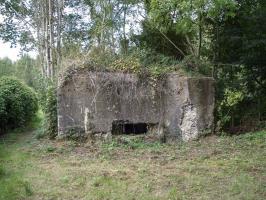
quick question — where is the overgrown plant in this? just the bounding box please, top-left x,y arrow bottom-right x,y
216,88 -> 245,130
44,86 -> 58,139
84,48 -> 212,79
110,56 -> 141,73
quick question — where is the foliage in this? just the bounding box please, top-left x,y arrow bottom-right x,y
211,0 -> 266,132
86,46 -> 117,69
0,56 -> 41,91
129,48 -> 179,67
132,20 -> 189,59
0,76 -> 38,133
110,55 -> 141,73
0,58 -> 14,78
132,0 -> 237,67
85,48 -> 211,77
43,86 -> 58,139
222,89 -> 245,108
61,42 -> 84,61
84,48 -> 181,75
0,0 -> 32,50
180,55 -> 212,76
14,55 -> 40,88
217,88 -> 245,129
214,63 -> 266,132
214,0 -> 266,85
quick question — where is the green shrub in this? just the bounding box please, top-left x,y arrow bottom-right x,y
44,86 -> 58,139
0,76 -> 38,133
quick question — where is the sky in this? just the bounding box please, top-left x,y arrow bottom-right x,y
0,40 -> 21,61
0,15 -> 36,61
0,15 -> 21,61
0,40 -> 37,61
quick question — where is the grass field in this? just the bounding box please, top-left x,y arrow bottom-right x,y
0,127 -> 265,200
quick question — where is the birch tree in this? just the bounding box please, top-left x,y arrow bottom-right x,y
0,0 -> 64,79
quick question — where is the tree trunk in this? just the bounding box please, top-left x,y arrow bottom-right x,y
44,0 -> 50,77
123,4 -> 128,54
33,0 -> 62,79
198,11 -> 202,59
48,0 -> 54,78
56,0 -> 63,70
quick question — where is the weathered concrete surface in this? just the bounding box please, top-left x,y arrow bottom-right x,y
57,68 -> 215,141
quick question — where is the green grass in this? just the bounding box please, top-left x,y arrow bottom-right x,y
0,129 -> 265,200
0,145 -> 33,200
0,111 -> 43,200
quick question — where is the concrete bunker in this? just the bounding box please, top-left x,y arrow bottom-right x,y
57,67 -> 215,141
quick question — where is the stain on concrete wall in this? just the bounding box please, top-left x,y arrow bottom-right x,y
57,68 -> 215,141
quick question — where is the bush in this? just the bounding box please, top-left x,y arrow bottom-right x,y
0,76 -> 38,133
44,86 -> 58,139
214,64 -> 266,133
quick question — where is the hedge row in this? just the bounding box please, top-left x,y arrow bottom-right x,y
0,76 -> 38,133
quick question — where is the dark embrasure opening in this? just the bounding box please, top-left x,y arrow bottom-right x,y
112,120 -> 148,135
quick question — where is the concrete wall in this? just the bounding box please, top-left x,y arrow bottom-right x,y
57,68 -> 215,141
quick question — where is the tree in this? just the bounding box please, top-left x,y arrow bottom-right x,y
33,0 -> 63,78
143,0 -> 236,58
15,55 -> 40,88
210,0 -> 266,130
0,58 -> 14,77
0,0 -> 64,79
215,0 -> 266,89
